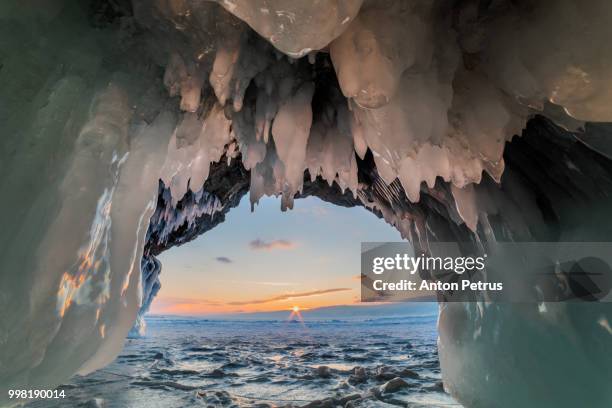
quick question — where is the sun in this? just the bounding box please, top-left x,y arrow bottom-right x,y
288,305 -> 305,326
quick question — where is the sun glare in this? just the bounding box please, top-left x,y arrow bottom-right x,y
288,305 -> 305,326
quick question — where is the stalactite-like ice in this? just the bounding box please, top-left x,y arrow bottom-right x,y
161,104 -> 232,205
115,0 -> 612,226
137,0 -> 612,226
270,82 -> 315,209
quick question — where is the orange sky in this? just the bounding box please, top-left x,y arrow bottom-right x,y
149,196 -> 400,316
149,278 -> 362,315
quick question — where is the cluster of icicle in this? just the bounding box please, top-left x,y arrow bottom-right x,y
135,0 -> 612,231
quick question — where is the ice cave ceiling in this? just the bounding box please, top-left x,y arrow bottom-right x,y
1,0 -> 612,407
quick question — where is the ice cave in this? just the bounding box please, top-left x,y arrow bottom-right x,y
1,0 -> 612,407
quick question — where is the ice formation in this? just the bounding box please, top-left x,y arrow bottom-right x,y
1,0 -> 612,407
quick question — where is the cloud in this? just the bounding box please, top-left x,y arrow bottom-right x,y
249,238 -> 296,251
227,288 -> 351,306
215,256 -> 232,264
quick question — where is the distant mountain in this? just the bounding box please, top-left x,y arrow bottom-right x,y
180,302 -> 438,321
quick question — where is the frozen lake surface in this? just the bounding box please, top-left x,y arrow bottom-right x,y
27,308 -> 461,407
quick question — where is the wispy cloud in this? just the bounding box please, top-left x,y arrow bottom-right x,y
227,288 -> 351,306
249,238 -> 296,251
215,256 -> 232,264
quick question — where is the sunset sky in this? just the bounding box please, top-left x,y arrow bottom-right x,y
151,195 -> 401,315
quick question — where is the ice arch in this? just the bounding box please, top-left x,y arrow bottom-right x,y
1,1 -> 612,407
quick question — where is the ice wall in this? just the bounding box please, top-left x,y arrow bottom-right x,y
1,0 -> 612,406
0,0 -> 180,394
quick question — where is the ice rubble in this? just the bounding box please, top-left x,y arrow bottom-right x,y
2,0 -> 612,406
